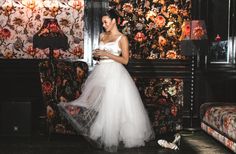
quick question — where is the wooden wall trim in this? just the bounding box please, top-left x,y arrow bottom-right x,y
126,59 -> 192,78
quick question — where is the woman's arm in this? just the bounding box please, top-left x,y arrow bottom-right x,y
94,35 -> 129,65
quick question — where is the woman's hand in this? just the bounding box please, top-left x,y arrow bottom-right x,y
92,49 -> 99,60
93,49 -> 109,57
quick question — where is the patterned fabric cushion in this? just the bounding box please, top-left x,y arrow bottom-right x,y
201,103 -> 236,141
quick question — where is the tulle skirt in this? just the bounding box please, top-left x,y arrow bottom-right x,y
58,60 -> 155,152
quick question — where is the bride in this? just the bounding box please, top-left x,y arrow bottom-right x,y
58,9 -> 155,152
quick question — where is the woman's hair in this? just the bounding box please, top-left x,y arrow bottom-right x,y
102,9 -> 120,24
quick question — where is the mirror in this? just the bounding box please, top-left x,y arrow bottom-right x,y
207,0 -> 235,63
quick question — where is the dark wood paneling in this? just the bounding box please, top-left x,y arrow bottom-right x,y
0,60 -> 42,100
126,59 -> 191,77
0,59 -> 45,135
203,64 -> 236,103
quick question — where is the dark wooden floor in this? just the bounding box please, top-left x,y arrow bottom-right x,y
0,131 -> 233,154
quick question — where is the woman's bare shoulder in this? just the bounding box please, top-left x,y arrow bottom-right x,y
120,34 -> 128,42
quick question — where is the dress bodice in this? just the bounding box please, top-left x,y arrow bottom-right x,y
98,35 -> 122,57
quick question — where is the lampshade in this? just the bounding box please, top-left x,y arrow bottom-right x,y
33,18 -> 69,51
180,20 -> 208,56
181,20 -> 208,40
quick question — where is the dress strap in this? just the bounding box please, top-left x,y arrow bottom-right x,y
115,35 -> 122,43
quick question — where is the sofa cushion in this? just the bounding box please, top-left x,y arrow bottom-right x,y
201,103 -> 236,141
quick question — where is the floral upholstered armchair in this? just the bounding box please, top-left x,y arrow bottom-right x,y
39,59 -> 88,135
133,78 -> 184,135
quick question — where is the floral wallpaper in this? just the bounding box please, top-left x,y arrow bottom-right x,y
0,0 -> 84,59
133,77 -> 184,134
109,0 -> 191,60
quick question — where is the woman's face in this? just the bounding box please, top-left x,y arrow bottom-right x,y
102,16 -> 115,32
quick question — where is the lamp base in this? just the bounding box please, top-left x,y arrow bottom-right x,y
49,48 -> 57,102
184,127 -> 201,132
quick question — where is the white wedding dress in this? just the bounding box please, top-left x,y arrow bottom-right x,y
58,35 -> 155,152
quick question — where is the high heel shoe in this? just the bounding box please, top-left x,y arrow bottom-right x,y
157,139 -> 179,150
172,133 -> 181,146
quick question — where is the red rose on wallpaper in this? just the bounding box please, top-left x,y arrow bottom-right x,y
134,32 -> 147,43
154,15 -> 166,28
0,28 -> 11,39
